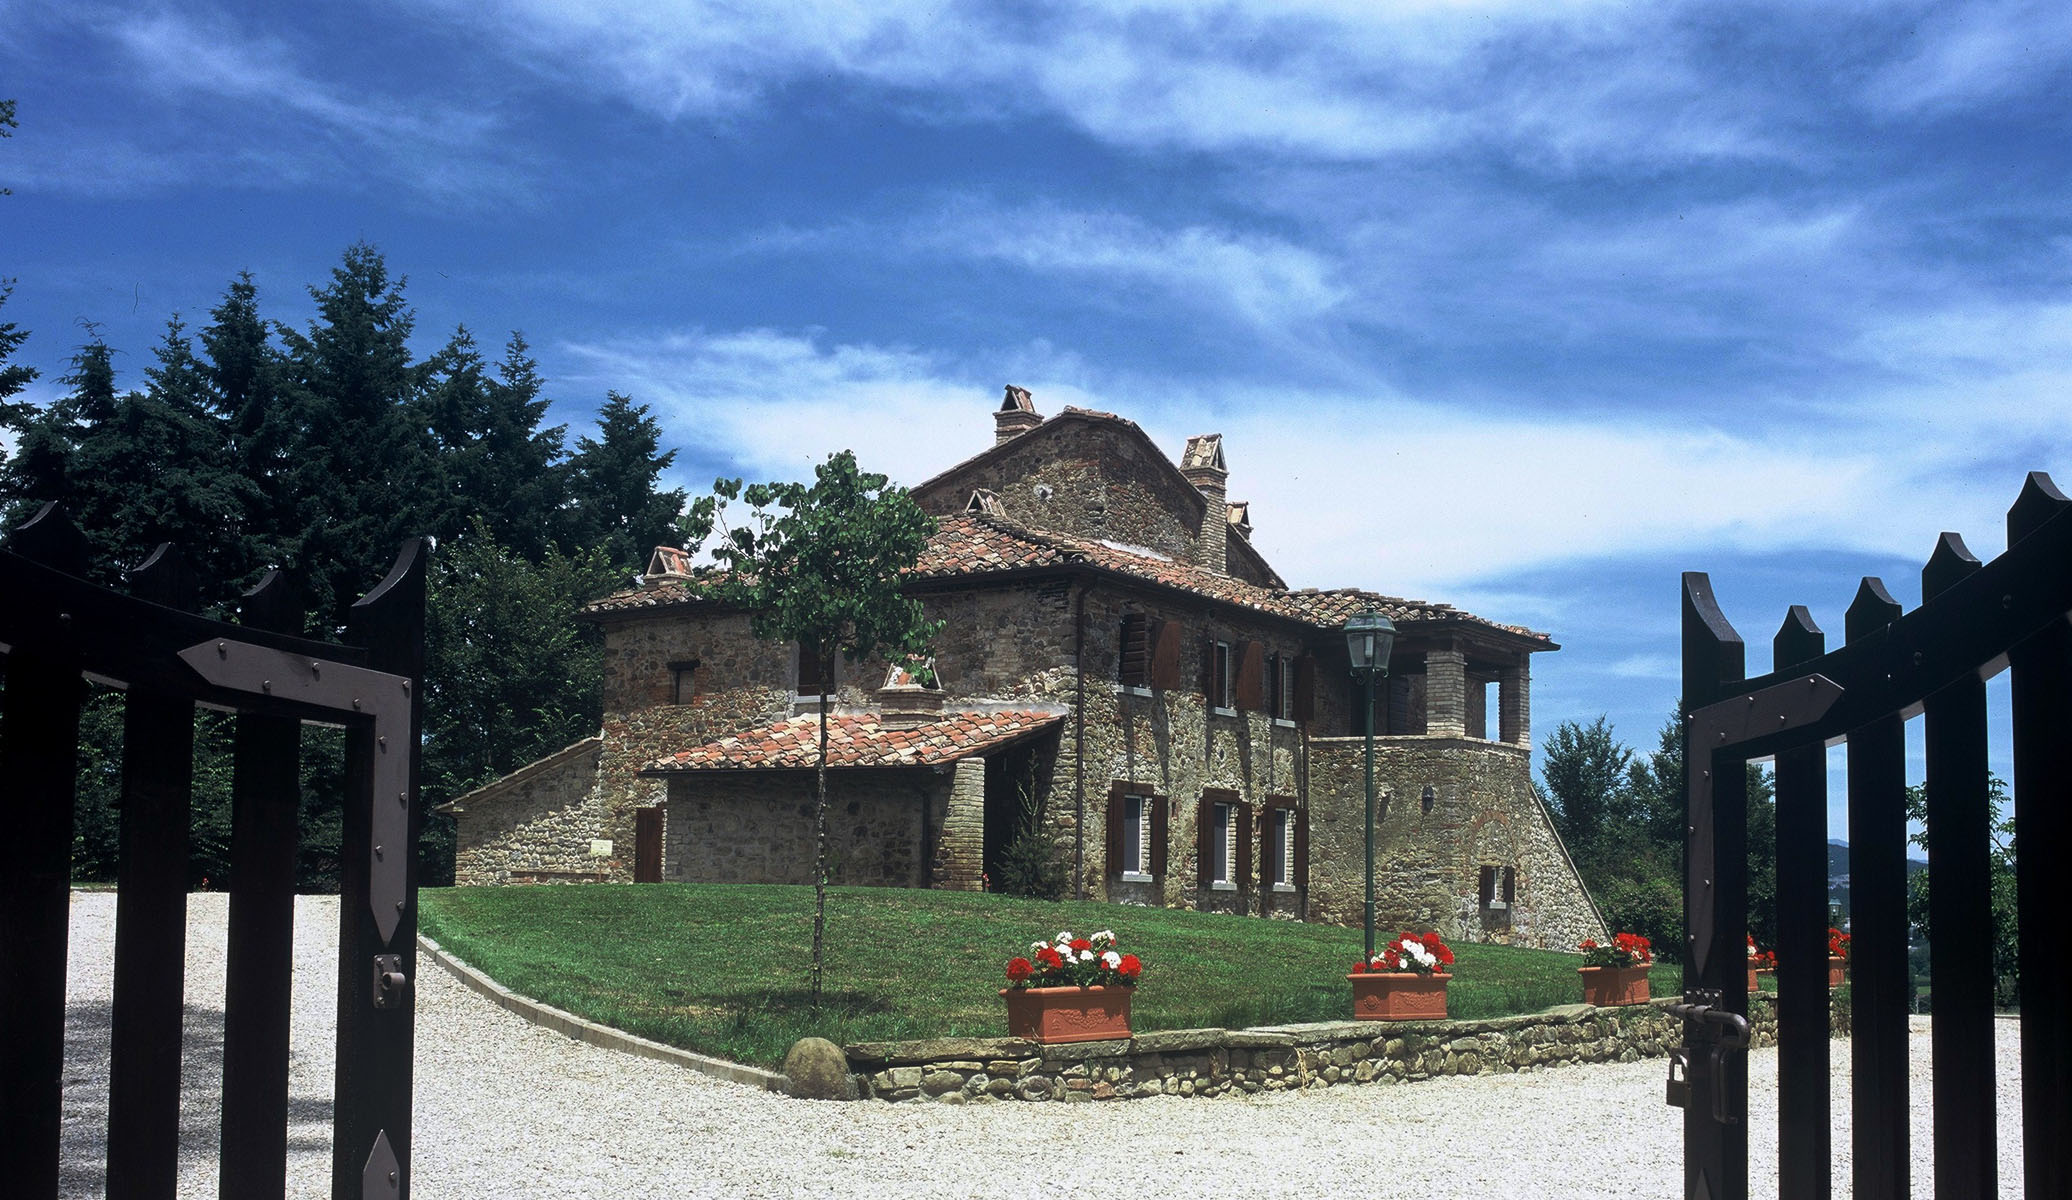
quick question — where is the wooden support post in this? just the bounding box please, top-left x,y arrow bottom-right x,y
1681,572 -> 1749,1200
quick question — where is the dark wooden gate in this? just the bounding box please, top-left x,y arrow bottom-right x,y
0,504 -> 426,1199
1675,473 -> 2070,1198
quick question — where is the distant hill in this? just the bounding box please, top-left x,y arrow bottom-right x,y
1826,838 -> 1928,921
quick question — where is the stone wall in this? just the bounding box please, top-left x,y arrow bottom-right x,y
450,740 -> 610,885
665,770 -> 952,887
1305,736 -> 1604,949
844,991 -> 1844,1104
1073,587 -> 1312,911
912,416 -> 1206,564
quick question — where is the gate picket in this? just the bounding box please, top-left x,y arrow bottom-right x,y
1843,578 -> 1909,1199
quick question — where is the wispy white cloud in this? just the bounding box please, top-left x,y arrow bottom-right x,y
555,326 -> 1103,485
409,0 -> 1811,167
912,203 -> 1348,334
12,4 -> 521,203
553,316 -> 2066,608
1861,0 -> 2072,114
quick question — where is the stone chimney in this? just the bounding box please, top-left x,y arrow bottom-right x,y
1181,433 -> 1228,573
996,385 -> 1041,445
877,661 -> 946,729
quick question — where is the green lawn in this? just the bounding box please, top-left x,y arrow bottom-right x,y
419,883 -> 1681,1070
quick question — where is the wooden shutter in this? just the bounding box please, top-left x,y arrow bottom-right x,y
1151,798 -> 1169,886
1149,619 -> 1182,689
1293,653 -> 1316,723
1118,614 -> 1150,686
1503,866 -> 1517,906
1479,865 -> 1496,907
1235,641 -> 1265,710
1199,634 -> 1217,699
1294,808 -> 1310,894
1196,797 -> 1214,890
1105,786 -> 1126,878
1235,802 -> 1254,894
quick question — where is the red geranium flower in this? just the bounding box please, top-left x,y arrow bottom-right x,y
1036,946 -> 1063,970
1118,954 -> 1142,979
1070,937 -> 1092,953
1005,957 -> 1033,983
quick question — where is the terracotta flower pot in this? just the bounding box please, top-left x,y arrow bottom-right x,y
1348,972 -> 1451,1021
1000,985 -> 1133,1044
1579,963 -> 1652,1007
1828,956 -> 1847,988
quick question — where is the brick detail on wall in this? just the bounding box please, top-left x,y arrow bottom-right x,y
942,758 -> 986,890
1422,649 -> 1467,738
1498,662 -> 1530,746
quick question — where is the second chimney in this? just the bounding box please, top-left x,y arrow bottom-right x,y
1181,433 -> 1228,573
996,385 -> 1041,445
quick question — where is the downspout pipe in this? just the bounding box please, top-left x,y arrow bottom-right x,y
1074,579 -> 1088,900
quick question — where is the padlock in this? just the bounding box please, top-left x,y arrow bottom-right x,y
1665,1047 -> 1689,1108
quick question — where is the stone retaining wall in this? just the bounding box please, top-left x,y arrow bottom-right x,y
844,992 -> 1849,1103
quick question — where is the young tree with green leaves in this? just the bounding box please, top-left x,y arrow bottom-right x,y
1905,776 -> 2018,1006
682,450 -> 941,998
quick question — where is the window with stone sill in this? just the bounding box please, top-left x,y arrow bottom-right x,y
1209,802 -> 1235,887
1269,652 -> 1298,723
1210,640 -> 1234,713
1120,794 -> 1152,879
1266,807 -> 1296,890
796,641 -> 833,695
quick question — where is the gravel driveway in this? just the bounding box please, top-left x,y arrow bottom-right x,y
60,893 -> 2022,1198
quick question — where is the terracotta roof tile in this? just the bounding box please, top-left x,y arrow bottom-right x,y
584,513 -> 1547,642
646,710 -> 1064,772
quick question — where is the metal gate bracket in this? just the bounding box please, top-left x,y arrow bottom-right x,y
179,639 -> 413,943
362,1129 -> 400,1199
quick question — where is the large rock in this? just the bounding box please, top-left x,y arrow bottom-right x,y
782,1037 -> 857,1101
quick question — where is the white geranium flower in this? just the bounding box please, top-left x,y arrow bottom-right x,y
1079,949 -> 1095,963
1056,931 -> 1075,946
1031,941 -> 1047,955
1092,930 -> 1115,946
1101,950 -> 1121,969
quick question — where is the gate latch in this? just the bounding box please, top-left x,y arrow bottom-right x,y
1664,988 -> 1751,1124
372,954 -> 409,1009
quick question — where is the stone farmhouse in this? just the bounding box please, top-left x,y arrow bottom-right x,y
443,388 -> 1606,948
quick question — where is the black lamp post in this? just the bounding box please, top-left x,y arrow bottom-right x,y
1344,610 -> 1397,959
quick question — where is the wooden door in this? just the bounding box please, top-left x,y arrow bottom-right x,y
634,806 -> 663,883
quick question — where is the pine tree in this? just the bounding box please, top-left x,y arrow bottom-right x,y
566,391 -> 685,571
203,272 -> 295,574
276,242 -> 434,623
416,329 -> 568,556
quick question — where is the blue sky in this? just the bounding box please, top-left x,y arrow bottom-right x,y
6,0 -> 2068,833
